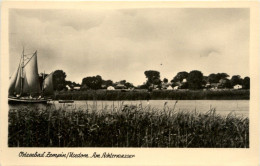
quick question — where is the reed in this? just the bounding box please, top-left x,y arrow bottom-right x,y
8,102 -> 249,148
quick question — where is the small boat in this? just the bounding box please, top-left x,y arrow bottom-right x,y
8,97 -> 48,104
8,49 -> 54,104
58,100 -> 74,103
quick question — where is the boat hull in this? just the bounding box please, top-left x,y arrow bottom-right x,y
58,100 -> 74,103
8,97 -> 48,104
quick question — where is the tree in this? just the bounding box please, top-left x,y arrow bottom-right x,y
180,82 -> 188,89
163,78 -> 168,83
139,84 -> 148,89
202,76 -> 208,86
106,80 -> 113,86
219,78 -> 232,89
72,82 -> 80,87
208,74 -> 218,83
65,80 -> 72,86
65,81 -> 80,88
242,77 -> 250,89
81,75 -> 102,90
119,80 -> 126,85
171,71 -> 189,83
125,82 -> 134,89
153,78 -> 162,89
187,70 -> 203,90
208,73 -> 229,83
144,70 -> 161,87
53,70 -> 67,91
217,73 -> 229,79
230,75 -> 242,87
39,73 -> 48,90
102,80 -> 113,88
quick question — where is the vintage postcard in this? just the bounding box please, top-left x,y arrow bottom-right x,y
0,1 -> 259,166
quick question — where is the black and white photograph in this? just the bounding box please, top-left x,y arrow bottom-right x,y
7,7 -> 251,148
1,1 -> 259,166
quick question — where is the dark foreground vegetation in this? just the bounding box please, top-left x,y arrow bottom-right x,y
53,89 -> 249,100
9,102 -> 249,148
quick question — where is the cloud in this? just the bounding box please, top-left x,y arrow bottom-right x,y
200,50 -> 220,57
9,8 -> 249,85
11,9 -> 105,31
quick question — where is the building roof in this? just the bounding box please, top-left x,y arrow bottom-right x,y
107,86 -> 115,90
116,83 -> 125,87
167,86 -> 173,90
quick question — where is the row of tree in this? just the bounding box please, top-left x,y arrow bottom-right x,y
44,69 -> 250,91
143,70 -> 250,90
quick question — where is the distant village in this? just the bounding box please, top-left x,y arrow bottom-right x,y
50,70 -> 250,92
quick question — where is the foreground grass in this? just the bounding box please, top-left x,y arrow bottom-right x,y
8,102 -> 249,148
54,89 -> 250,100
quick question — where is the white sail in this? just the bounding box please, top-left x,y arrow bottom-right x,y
22,71 -> 30,94
43,72 -> 54,95
9,63 -> 20,95
14,64 -> 22,94
23,52 -> 41,95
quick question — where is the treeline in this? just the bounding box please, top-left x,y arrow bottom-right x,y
42,69 -> 250,91
141,70 -> 249,90
54,89 -> 249,100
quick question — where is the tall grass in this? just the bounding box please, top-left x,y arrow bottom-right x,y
8,102 -> 249,148
54,89 -> 249,100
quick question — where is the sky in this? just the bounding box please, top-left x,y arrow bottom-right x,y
9,8 -> 249,86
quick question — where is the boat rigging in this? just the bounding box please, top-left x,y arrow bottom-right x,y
8,49 -> 54,104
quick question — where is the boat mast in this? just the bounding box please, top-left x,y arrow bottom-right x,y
20,47 -> 24,95
42,70 -> 45,92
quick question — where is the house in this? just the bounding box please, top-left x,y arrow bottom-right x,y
101,84 -> 107,89
174,81 -> 182,87
73,86 -> 81,91
233,84 -> 242,89
161,82 -> 168,89
149,84 -> 159,89
173,86 -> 179,90
115,83 -> 125,89
107,86 -> 115,90
211,83 -> 220,89
66,85 -> 71,90
205,83 -> 211,88
167,86 -> 173,90
162,83 -> 171,89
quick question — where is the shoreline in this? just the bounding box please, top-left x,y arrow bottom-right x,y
53,89 -> 250,100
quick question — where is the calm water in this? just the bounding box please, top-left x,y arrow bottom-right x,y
9,100 -> 249,117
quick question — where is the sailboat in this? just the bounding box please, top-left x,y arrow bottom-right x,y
8,49 -> 54,104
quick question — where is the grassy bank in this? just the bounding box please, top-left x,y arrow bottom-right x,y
53,89 -> 249,100
9,102 -> 249,147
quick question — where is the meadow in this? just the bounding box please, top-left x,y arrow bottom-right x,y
8,102 -> 249,148
54,89 -> 250,100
